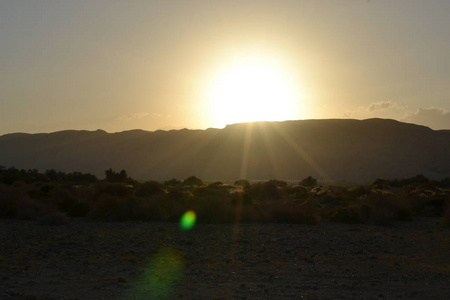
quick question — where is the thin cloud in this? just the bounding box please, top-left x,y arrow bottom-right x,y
368,101 -> 405,112
403,107 -> 450,130
118,112 -> 150,121
345,101 -> 407,119
345,102 -> 450,130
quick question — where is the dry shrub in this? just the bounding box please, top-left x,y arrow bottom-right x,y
247,181 -> 286,201
268,202 -> 291,223
259,201 -> 321,225
0,185 -> 51,220
190,195 -> 235,223
237,205 -> 261,222
93,182 -> 133,197
38,209 -> 69,226
0,192 -> 17,218
16,197 -> 44,220
290,209 -> 321,225
75,184 -> 97,200
89,192 -> 183,222
130,197 -> 163,221
89,194 -> 134,221
343,186 -> 372,198
287,185 -> 309,199
67,200 -> 90,217
43,185 -> 91,217
364,193 -> 416,222
370,206 -> 395,226
329,205 -> 369,224
310,186 -> 332,196
318,195 -> 353,211
168,187 -> 195,204
394,206 -> 416,221
135,181 -> 164,197
441,206 -> 450,227
133,195 -> 185,222
48,186 -> 78,212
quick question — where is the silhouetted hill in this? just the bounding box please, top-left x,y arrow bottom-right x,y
1,119 -> 449,182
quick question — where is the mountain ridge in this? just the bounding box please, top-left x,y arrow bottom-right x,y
1,118 -> 449,182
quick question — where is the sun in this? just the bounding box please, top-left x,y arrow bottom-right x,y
204,54 -> 304,127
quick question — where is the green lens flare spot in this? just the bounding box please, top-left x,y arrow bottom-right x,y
180,210 -> 196,231
127,248 -> 184,299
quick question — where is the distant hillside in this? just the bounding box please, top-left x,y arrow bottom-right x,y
1,119 -> 449,182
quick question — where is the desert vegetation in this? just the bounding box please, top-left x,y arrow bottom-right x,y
0,166 -> 449,227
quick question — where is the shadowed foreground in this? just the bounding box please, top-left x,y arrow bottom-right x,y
1,218 -> 449,300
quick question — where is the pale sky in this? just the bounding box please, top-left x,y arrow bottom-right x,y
1,0 -> 449,135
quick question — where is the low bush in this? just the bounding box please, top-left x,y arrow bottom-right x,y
135,181 -> 164,197
441,206 -> 450,227
16,197 -> 45,220
291,210 -> 321,225
183,176 -> 204,186
98,183 -> 134,197
38,209 -> 69,226
3,174 -> 450,226
275,205 -> 321,225
0,192 -> 17,218
89,194 -> 135,221
363,193 -> 417,222
370,206 -> 396,226
247,181 -> 286,201
67,200 -> 90,217
287,185 -> 309,199
329,205 -> 369,224
234,179 -> 250,189
189,190 -> 235,223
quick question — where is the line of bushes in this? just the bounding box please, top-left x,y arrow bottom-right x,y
0,168 -> 449,227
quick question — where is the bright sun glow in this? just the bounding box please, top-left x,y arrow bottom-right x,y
205,54 -> 304,127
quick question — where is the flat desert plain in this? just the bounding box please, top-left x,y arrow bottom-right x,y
1,218 -> 449,300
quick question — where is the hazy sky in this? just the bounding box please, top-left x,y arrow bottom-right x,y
1,0 -> 449,134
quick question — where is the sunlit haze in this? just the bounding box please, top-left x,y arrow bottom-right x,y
1,0 -> 449,134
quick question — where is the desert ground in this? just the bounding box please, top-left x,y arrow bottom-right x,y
1,218 -> 449,300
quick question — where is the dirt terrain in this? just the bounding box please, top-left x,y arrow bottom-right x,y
1,218 -> 449,300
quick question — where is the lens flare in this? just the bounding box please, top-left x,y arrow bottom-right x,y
126,248 -> 184,299
180,210 -> 196,231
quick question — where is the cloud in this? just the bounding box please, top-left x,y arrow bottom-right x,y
345,100 -> 407,119
368,101 -> 405,112
345,101 -> 450,130
118,112 -> 150,121
403,107 -> 450,130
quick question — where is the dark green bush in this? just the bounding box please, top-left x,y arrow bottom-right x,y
287,185 -> 309,199
300,176 -> 317,188
98,183 -> 134,197
248,180 -> 286,201
183,176 -> 204,186
135,181 -> 163,197
164,178 -> 181,186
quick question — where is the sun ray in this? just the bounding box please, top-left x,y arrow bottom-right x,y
239,122 -> 253,179
271,123 -> 331,182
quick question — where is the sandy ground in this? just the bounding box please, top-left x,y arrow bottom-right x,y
1,218 -> 449,300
